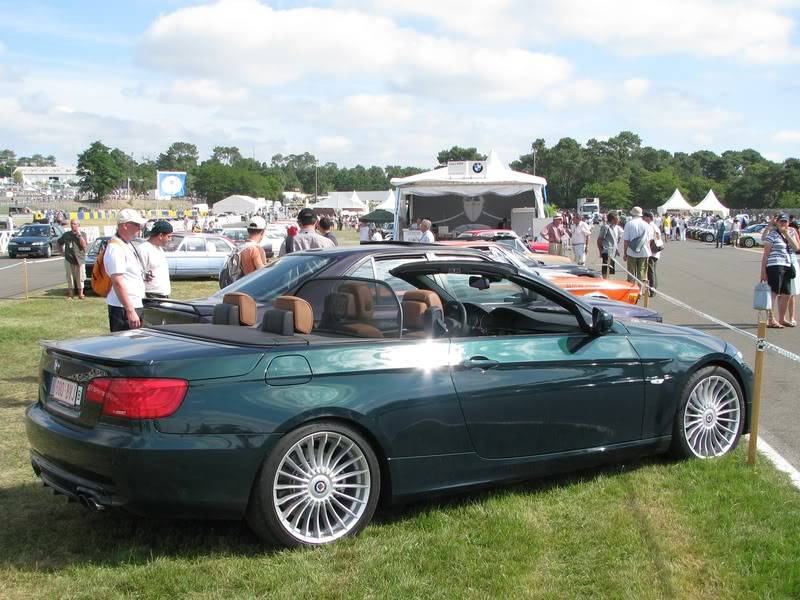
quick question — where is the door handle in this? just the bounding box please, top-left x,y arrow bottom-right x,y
463,356 -> 499,370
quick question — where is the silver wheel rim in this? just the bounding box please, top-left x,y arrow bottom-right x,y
683,375 -> 741,458
273,431 -> 371,544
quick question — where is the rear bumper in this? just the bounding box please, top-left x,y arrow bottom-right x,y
26,402 -> 280,519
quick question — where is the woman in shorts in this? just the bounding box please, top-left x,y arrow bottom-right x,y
761,214 -> 799,327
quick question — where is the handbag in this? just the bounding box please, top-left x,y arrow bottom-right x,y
753,281 -> 772,311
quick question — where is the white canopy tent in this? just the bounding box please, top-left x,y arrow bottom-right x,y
311,191 -> 368,212
212,195 -> 266,214
389,149 -> 547,238
693,189 -> 730,216
657,189 -> 693,215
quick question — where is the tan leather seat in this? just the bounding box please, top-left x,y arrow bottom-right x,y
212,292 -> 257,326
273,296 -> 314,334
401,290 -> 443,338
335,282 -> 384,338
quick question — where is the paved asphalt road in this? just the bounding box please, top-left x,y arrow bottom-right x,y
0,256 -> 67,298
584,236 -> 800,472
2,236 -> 798,472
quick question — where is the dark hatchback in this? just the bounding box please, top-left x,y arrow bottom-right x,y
144,244 -> 662,326
6,223 -> 65,258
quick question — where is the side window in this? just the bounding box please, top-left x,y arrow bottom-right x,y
439,273 -> 525,305
185,236 -> 206,252
206,238 -> 230,253
166,236 -> 184,252
373,257 -> 425,293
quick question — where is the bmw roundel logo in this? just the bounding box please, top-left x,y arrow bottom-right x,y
472,162 -> 484,173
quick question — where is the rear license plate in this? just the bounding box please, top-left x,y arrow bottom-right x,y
50,376 -> 81,408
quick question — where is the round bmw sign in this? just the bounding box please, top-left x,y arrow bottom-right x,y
472,162 -> 484,174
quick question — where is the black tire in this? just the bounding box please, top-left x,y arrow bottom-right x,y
8,252 -> 15,259
670,365 -> 744,459
247,421 -> 381,547
44,245 -> 52,258
704,233 -> 715,243
742,237 -> 755,248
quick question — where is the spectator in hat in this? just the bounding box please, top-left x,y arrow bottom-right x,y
761,213 -> 800,327
542,214 -> 568,256
279,208 -> 335,256
623,206 -> 651,294
240,216 -> 268,275
643,211 -> 662,297
139,220 -> 173,299
105,208 -> 147,332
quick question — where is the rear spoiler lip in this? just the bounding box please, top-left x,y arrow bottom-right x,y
39,340 -> 152,367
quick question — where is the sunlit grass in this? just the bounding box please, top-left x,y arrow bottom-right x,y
0,283 -> 799,599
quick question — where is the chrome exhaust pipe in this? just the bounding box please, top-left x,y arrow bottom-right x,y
85,496 -> 105,512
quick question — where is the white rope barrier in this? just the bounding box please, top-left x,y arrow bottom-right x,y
608,254 -> 800,364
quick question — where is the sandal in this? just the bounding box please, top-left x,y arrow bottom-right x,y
781,320 -> 796,327
768,322 -> 785,329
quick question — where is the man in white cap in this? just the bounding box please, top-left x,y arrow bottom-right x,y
105,208 -> 147,331
622,206 -> 651,294
240,215 -> 268,275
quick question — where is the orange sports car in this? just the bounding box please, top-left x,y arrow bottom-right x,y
438,240 -> 641,304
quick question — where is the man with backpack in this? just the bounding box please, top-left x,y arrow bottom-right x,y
240,216 -> 268,276
104,209 -> 147,332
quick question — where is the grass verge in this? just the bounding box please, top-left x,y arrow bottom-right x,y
1,283 -> 798,599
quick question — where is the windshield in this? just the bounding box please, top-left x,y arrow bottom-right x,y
212,254 -> 335,304
87,238 -> 108,254
18,225 -> 49,237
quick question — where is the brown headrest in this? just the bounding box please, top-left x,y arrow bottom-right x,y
403,290 -> 442,309
274,296 -> 314,334
223,292 -> 257,326
401,298 -> 427,329
339,283 -> 374,319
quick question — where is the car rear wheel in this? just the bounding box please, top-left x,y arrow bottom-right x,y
670,366 -> 744,459
8,252 -> 15,258
247,421 -> 380,547
742,237 -> 755,248
704,233 -> 715,243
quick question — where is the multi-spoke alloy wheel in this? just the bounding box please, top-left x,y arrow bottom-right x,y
672,367 -> 744,459
247,422 -> 380,547
273,432 -> 371,544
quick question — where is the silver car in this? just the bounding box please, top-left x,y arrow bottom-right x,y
165,233 -> 236,278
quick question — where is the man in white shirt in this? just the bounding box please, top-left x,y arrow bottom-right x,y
139,220 -> 173,299
359,218 -> 371,242
105,208 -> 147,332
570,214 -> 592,265
622,206 -> 651,293
643,211 -> 662,297
419,219 -> 435,243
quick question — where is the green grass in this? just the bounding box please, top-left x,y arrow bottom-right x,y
1,284 -> 799,599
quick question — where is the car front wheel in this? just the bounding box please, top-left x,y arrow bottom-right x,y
44,245 -> 52,258
671,366 -> 744,459
247,421 -> 381,547
742,237 -> 755,248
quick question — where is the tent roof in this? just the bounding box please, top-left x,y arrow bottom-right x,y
657,188 -> 693,213
693,189 -> 729,215
311,191 -> 368,210
214,195 -> 265,211
389,149 -> 546,190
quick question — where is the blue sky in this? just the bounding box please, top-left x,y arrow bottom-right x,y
1,0 -> 799,168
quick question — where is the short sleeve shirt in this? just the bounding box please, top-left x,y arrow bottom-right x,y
104,237 -> 145,308
138,240 -> 171,296
764,229 -> 791,267
58,231 -> 87,264
623,217 -> 651,258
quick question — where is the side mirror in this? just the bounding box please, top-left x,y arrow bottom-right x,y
469,276 -> 490,290
591,306 -> 614,335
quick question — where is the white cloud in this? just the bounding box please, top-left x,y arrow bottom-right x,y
339,94 -> 415,125
318,136 -> 352,151
543,79 -> 608,109
158,79 -> 250,106
354,0 -> 800,63
773,130 -> 800,142
623,78 -> 650,99
137,0 -> 573,102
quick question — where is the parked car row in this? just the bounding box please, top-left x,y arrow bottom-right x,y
685,219 -> 767,247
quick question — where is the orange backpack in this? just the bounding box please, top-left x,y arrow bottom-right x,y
91,238 -> 123,296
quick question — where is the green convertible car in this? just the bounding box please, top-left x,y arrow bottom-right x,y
26,258 -> 752,548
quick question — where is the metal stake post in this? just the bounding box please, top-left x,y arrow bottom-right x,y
747,317 -> 768,465
23,257 -> 29,300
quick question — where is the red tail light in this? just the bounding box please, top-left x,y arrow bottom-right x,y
86,378 -> 188,419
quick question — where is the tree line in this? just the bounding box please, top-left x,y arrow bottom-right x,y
2,134 -> 797,209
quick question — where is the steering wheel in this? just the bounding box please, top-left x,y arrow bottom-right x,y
444,300 -> 468,335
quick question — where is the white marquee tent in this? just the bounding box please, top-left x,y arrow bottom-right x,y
656,188 -> 693,215
389,149 -> 547,236
311,191 -> 368,212
212,195 -> 266,214
693,189 -> 729,216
